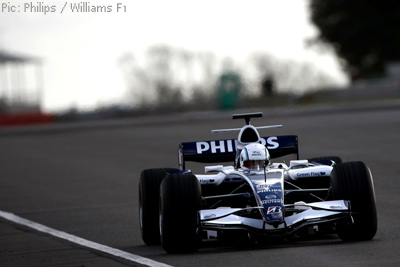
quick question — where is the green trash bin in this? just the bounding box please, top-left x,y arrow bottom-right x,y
217,72 -> 241,110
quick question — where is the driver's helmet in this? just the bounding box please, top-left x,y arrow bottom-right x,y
240,143 -> 270,171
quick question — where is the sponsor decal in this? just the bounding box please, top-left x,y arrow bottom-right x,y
195,137 -> 280,154
260,137 -> 279,149
256,184 -> 282,192
267,206 -> 281,214
261,199 -> 282,204
265,195 -> 277,199
256,184 -> 269,190
257,188 -> 282,193
296,171 -> 328,177
196,140 -> 234,154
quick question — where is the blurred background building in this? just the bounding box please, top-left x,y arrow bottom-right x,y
0,50 -> 43,114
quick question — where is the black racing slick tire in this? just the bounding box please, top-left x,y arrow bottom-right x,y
308,156 -> 342,164
139,168 -> 178,245
330,161 -> 377,241
160,173 -> 202,253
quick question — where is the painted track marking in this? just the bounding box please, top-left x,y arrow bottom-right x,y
0,210 -> 172,267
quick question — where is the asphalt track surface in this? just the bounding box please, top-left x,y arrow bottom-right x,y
1,100 -> 400,267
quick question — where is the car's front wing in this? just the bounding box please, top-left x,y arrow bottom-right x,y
200,200 -> 351,236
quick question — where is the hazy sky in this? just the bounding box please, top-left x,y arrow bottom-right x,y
0,0 -> 347,112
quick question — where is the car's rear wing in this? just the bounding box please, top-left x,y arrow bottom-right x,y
178,135 -> 298,170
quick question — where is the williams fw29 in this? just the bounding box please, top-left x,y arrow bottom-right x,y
138,112 -> 377,253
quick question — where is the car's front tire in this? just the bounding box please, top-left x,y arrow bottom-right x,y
159,173 -> 202,253
139,168 -> 178,245
330,161 -> 377,241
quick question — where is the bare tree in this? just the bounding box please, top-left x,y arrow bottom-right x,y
250,51 -> 340,95
119,45 -> 219,109
119,45 -> 342,111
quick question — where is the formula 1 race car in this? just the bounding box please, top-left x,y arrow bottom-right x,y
139,112 -> 377,253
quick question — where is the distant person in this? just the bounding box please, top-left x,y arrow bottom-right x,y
261,76 -> 274,97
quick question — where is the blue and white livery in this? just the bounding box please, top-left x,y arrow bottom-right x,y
139,112 -> 377,253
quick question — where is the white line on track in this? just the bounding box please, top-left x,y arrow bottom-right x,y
0,210 -> 173,267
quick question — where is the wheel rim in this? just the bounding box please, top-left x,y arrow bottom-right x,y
139,206 -> 143,229
139,189 -> 143,230
159,205 -> 163,237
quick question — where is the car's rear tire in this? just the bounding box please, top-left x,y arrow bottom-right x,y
330,161 -> 377,241
308,156 -> 342,164
160,173 -> 202,253
139,168 -> 178,245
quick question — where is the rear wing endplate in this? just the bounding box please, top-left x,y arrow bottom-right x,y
178,135 -> 298,170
